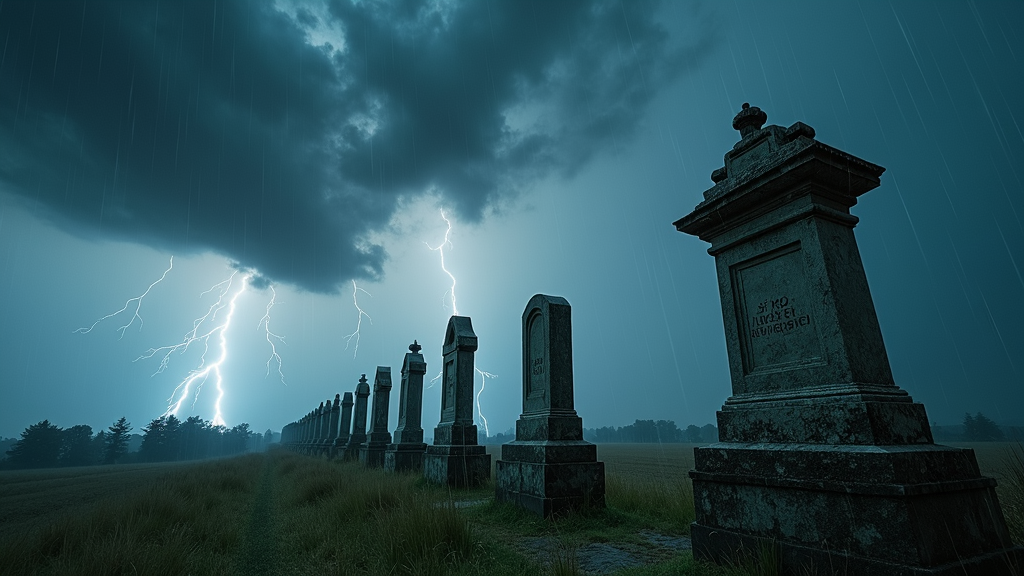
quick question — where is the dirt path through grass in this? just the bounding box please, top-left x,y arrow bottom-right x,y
235,455 -> 280,576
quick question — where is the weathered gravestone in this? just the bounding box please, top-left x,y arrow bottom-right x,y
423,316 -> 491,487
385,341 -> 429,473
322,395 -> 341,455
343,374 -> 371,461
360,367 -> 393,467
332,392 -> 354,458
674,103 -> 1022,575
495,294 -> 605,517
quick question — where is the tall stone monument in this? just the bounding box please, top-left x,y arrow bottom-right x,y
322,395 -> 341,455
674,104 -> 1022,575
343,374 -> 371,461
423,316 -> 491,487
360,366 -> 393,467
385,341 -> 429,473
332,392 -> 354,458
496,294 -> 605,517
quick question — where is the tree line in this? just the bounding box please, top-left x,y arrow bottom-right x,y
584,420 -> 718,444
2,415 -> 272,470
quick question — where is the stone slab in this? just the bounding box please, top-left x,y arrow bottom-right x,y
423,445 -> 490,488
383,443 -> 427,473
495,459 -> 605,517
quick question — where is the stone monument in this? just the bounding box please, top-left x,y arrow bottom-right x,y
360,366 -> 393,467
332,392 -> 354,458
674,103 -> 1022,575
322,395 -> 341,455
423,316 -> 491,487
496,294 -> 605,517
385,341 -> 429,473
343,374 -> 371,461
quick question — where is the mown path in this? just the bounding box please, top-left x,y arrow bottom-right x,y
235,456 -> 280,576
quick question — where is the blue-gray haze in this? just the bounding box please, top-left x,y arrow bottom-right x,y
0,1 -> 1020,439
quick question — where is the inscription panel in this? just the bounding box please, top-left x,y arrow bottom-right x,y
525,311 -> 547,413
733,242 -> 824,376
442,359 -> 455,419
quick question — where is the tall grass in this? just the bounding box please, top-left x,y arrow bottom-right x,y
273,451 -> 486,575
0,455 -> 260,575
605,474 -> 695,532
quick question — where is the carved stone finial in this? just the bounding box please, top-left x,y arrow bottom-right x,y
410,340 -> 422,354
732,102 -> 767,138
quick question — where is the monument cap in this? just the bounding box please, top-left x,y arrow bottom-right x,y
409,340 -> 421,354
732,102 -> 767,138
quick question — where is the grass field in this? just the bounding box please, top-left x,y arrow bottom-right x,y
0,442 -> 1019,575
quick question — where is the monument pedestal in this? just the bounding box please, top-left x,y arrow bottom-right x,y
495,439 -> 605,517
424,421 -> 490,487
384,442 -> 427,473
359,433 -> 389,467
675,104 -> 1021,574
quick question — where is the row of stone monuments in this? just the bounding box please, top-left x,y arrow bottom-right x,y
280,295 -> 606,517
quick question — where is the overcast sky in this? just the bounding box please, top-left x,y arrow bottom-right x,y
0,0 -> 1020,440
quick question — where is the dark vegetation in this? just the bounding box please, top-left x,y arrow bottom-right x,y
0,443 -> 1019,575
584,420 -> 718,444
1,416 -> 273,471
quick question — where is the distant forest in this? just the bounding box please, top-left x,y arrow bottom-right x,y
0,415 -> 272,471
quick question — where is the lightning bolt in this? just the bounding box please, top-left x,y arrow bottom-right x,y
135,270 -> 246,426
426,209 -> 458,315
342,280 -> 372,358
424,210 -> 496,436
74,256 -> 174,337
475,368 -> 497,437
259,285 -> 287,385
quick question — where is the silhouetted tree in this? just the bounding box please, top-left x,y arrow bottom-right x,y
5,420 -> 63,469
686,424 -> 703,443
700,424 -> 719,443
59,425 -> 96,467
139,415 -> 183,462
104,417 -> 132,464
964,412 -> 1004,442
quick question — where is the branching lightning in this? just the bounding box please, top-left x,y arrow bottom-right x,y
426,209 -> 458,315
425,209 -> 497,435
475,368 -> 497,437
259,286 -> 287,385
343,280 -> 372,358
74,256 -> 174,337
135,270 -> 246,426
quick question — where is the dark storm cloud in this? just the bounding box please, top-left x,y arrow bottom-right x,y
0,0 -> 711,292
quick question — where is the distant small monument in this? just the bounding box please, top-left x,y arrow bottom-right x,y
385,341 -> 429,473
423,316 -> 491,487
323,394 -> 341,455
495,294 -> 605,517
332,392 -> 354,458
343,374 -> 371,461
360,366 -> 393,467
675,103 -> 1022,574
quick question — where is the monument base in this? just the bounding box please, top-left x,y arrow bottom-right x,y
384,443 -> 427,473
423,445 -> 491,487
495,440 -> 605,517
359,444 -> 387,467
690,442 -> 1023,575
342,438 -> 365,462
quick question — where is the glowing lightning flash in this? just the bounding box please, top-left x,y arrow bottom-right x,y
426,209 -> 458,315
475,368 -> 497,437
259,286 -> 287,385
425,210 -> 496,436
343,280 -> 372,358
135,271 -> 246,426
74,256 -> 174,337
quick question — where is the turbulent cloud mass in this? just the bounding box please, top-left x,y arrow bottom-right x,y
0,0 -> 707,292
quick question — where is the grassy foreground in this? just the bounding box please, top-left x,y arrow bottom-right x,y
0,443 -> 1020,575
